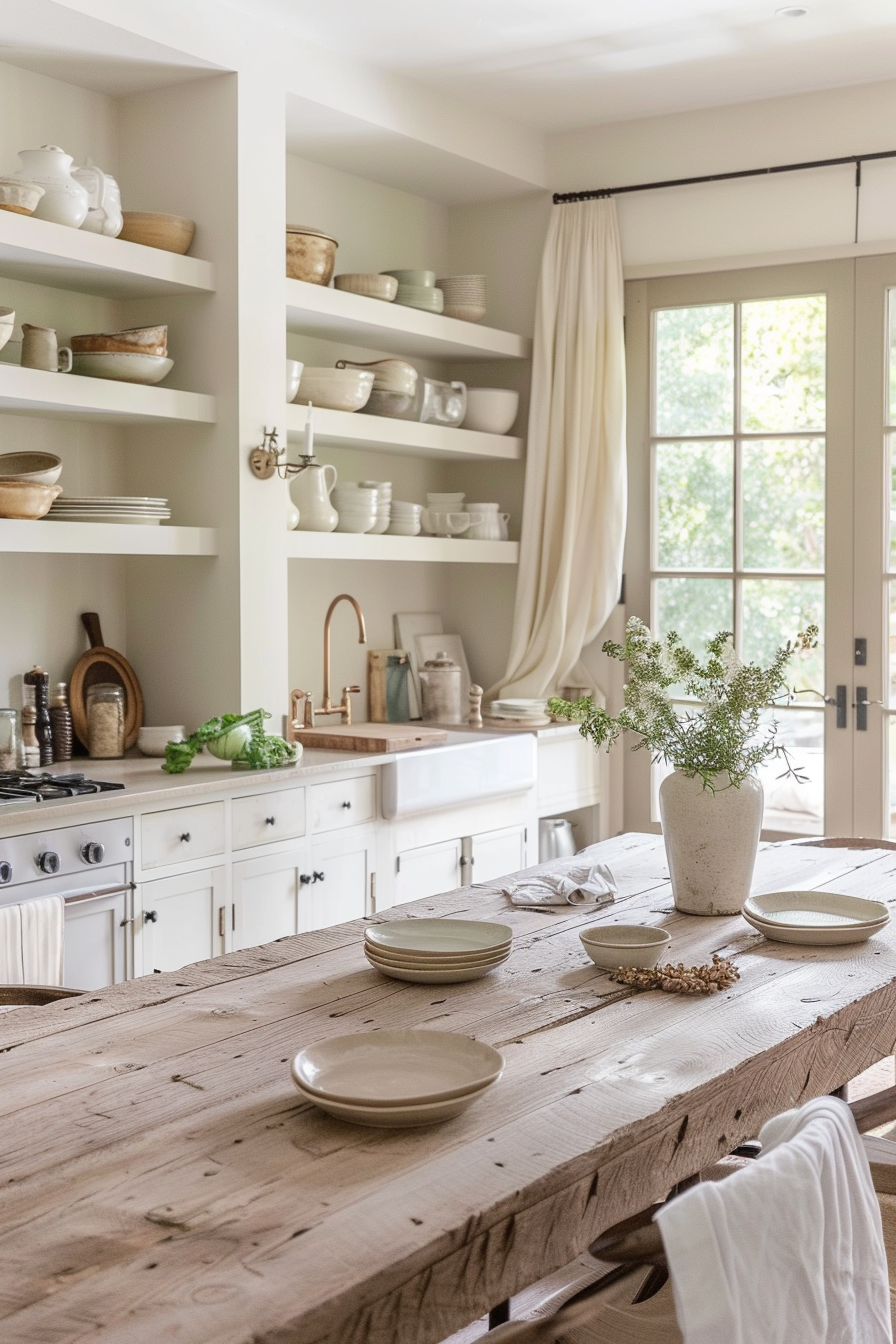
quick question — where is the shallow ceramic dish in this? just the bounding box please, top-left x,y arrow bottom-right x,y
71,352 -> 173,384
291,1028 -> 504,1106
296,366 -> 373,412
382,269 -> 436,288
137,726 -> 185,757
386,520 -> 421,536
334,273 -> 397,301
286,225 -> 338,284
119,212 -> 195,254
0,479 -> 61,519
0,177 -> 44,216
743,890 -> 889,927
366,918 -> 512,956
741,908 -> 887,946
365,956 -> 508,985
70,325 -> 167,356
463,388 -> 520,435
364,942 -> 510,968
292,1077 -> 494,1127
579,924 -> 672,969
0,451 -> 62,485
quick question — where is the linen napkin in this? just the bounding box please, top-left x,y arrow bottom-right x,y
504,861 -> 617,908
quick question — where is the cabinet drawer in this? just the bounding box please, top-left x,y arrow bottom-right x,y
232,786 -> 306,850
310,775 -> 376,833
141,802 -> 225,870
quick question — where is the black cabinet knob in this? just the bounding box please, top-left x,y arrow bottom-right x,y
144,910 -> 158,923
179,833 -> 191,843
80,841 -> 105,865
265,816 -> 276,826
312,870 -> 325,883
0,861 -> 11,885
341,800 -> 352,809
36,851 -> 60,875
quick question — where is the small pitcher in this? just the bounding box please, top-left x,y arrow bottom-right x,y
290,458 -> 338,532
73,161 -> 123,237
21,325 -> 72,373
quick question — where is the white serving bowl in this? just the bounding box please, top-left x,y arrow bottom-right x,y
137,726 -> 185,757
70,352 -> 174,385
333,273 -> 398,301
334,511 -> 375,534
296,367 -> 374,412
386,519 -> 421,536
462,388 -> 520,435
0,451 -> 62,485
579,925 -> 672,970
286,359 -> 304,402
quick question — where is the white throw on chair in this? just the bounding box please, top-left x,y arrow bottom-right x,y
0,896 -> 64,985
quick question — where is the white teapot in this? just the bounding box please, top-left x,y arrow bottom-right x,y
73,161 -> 123,237
14,146 -> 89,228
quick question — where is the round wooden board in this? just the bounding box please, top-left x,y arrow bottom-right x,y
70,645 -> 144,751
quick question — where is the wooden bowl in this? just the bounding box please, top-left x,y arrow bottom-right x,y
0,479 -> 62,519
71,325 -> 167,356
118,212 -> 195,255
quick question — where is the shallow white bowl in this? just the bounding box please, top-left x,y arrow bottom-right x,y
286,359 -> 304,402
462,388 -> 520,435
579,924 -> 672,970
71,352 -> 173,385
297,367 -> 373,412
291,1028 -> 504,1106
293,1076 -> 494,1126
137,726 -> 185,756
0,451 -> 62,485
386,520 -> 421,536
334,513 -> 374,533
366,918 -> 513,956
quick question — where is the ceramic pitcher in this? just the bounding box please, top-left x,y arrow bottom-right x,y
15,146 -> 89,228
290,459 -> 338,532
73,161 -> 123,237
21,325 -> 72,373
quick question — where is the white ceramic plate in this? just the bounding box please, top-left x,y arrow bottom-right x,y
71,352 -> 174,384
47,513 -> 166,525
366,918 -> 512,956
364,941 -> 511,967
291,1028 -> 504,1106
742,910 -> 888,946
292,1077 -> 495,1126
366,955 -> 508,984
365,948 -> 510,973
744,890 -> 889,927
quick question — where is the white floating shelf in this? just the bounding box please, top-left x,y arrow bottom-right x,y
0,210 -> 214,298
0,364 -> 215,425
285,403 -> 523,462
287,533 -> 518,564
0,521 -> 218,556
286,279 -> 531,362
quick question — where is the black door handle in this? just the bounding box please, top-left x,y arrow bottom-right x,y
312,871 -> 325,883
144,910 -> 158,923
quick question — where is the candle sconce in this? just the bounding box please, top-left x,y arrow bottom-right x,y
249,407 -> 318,481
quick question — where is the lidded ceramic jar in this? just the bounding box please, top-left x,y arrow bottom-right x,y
419,651 -> 463,725
286,225 -> 338,285
15,146 -> 90,228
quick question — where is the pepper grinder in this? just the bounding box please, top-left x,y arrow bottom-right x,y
468,684 -> 483,727
21,705 -> 40,769
24,666 -> 53,766
50,682 -> 73,762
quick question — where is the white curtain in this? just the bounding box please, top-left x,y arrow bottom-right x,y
492,197 -> 626,699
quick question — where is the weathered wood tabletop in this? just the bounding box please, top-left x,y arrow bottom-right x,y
3,833 -> 896,1344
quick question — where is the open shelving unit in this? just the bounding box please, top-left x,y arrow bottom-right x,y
286,532 -> 518,564
0,520 -> 218,555
0,363 -> 216,425
285,403 -> 523,462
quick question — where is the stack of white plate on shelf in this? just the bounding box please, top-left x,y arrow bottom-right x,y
741,890 -> 890,945
364,917 -> 513,983
486,698 -> 551,727
360,478 -> 391,534
290,1028 -> 505,1127
46,496 -> 171,526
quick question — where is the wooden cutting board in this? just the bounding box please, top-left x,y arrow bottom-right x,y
296,723 -> 448,752
70,612 -> 144,752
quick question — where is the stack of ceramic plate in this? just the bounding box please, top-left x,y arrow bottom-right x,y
437,274 -> 487,322
742,890 -> 889,945
47,496 -> 171,525
364,917 -> 512,983
486,698 -> 551,727
381,269 -> 444,313
290,1029 -> 504,1127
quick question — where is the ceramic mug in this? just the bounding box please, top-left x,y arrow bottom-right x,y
21,324 -> 72,373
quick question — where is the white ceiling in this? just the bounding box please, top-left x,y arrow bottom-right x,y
224,0 -> 896,131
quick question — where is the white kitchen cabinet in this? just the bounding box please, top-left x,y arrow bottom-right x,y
301,829 -> 376,930
393,837 -> 464,906
141,802 -> 226,870
64,886 -> 132,990
232,846 -> 307,950
310,775 -> 377,833
466,825 -> 528,886
139,866 -> 226,974
232,786 -> 306,851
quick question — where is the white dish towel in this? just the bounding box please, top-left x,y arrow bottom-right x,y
0,896 -> 64,985
655,1095 -> 892,1344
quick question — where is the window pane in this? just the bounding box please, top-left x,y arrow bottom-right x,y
757,708 -> 823,835
889,434 -> 896,570
654,577 -> 733,656
742,438 -> 825,571
889,716 -> 896,839
888,581 -> 896,710
654,304 -> 734,436
741,578 -> 824,695
888,290 -> 896,426
741,296 -> 826,433
656,442 -> 732,569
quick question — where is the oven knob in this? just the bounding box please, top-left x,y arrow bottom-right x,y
36,851 -> 60,875
0,861 -> 11,885
80,842 -> 105,866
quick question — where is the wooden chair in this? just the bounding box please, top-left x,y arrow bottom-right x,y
0,985 -> 83,1006
479,1088 -> 896,1341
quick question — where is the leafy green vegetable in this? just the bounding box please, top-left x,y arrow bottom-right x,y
163,709 -> 297,775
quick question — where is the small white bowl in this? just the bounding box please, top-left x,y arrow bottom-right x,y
297,367 -> 374,412
335,512 -> 375,534
286,359 -> 304,402
462,388 -> 520,435
386,520 -> 421,536
137,726 -> 185,757
579,925 -> 672,970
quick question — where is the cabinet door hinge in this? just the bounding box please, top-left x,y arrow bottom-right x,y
218,906 -> 225,938
396,855 -> 401,873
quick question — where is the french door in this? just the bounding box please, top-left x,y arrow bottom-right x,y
624,257 -> 893,838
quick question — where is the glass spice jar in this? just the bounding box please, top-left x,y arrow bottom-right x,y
0,708 -> 21,771
86,682 -> 125,759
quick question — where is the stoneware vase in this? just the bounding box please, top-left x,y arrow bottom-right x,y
658,769 -> 763,916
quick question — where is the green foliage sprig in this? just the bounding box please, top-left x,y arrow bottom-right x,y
548,617 -> 818,789
163,709 -> 297,775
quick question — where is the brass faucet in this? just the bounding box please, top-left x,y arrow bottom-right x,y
292,594 -> 367,732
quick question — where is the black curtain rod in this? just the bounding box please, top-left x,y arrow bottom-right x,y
552,147 -> 896,204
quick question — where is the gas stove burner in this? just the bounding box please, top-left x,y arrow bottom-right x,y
0,772 -> 127,802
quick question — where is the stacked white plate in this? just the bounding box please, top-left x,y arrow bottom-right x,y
742,890 -> 890,945
487,698 -> 551,727
290,1029 -> 504,1127
360,478 -> 391,535
364,917 -> 512,983
47,496 -> 171,525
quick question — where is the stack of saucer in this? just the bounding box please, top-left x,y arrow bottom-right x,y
360,478 -> 391,534
437,274 -> 486,322
487,698 -> 551,727
381,269 -> 444,314
387,500 -> 422,536
742,890 -> 889,945
364,917 -> 512,983
290,1029 -> 504,1127
47,495 -> 171,525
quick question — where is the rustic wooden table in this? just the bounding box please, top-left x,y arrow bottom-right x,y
3,834 -> 896,1344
